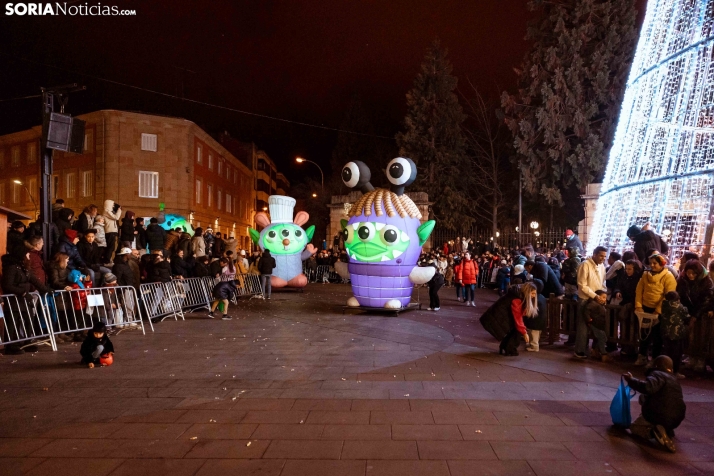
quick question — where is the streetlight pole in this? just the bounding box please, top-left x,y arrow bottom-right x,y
296,157 -> 324,190
13,180 -> 38,221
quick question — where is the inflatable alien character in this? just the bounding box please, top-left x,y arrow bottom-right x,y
249,195 -> 317,289
336,158 -> 436,309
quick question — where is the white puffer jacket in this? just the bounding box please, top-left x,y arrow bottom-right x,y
103,199 -> 121,234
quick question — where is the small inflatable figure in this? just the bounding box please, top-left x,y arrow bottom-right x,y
336,158 -> 436,309
249,195 -> 317,288
158,214 -> 195,235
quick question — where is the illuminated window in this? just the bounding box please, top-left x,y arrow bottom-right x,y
208,154 -> 213,170
207,184 -> 213,207
195,179 -> 202,204
65,172 -> 77,198
81,170 -> 93,197
141,133 -> 157,152
218,160 -> 223,175
138,171 -> 159,198
197,144 -> 203,164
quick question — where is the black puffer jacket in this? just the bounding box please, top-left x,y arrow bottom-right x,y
112,258 -> 135,288
7,229 -> 26,257
120,217 -> 136,242
480,291 -> 518,341
77,239 -> 102,271
628,370 -> 686,431
194,261 -> 209,278
145,224 -> 167,251
632,230 -> 669,263
258,251 -> 276,275
148,260 -> 172,283
1,254 -> 50,296
531,262 -> 563,297
135,224 -> 147,251
48,262 -> 71,290
171,255 -> 189,277
55,236 -> 87,271
613,271 -> 642,305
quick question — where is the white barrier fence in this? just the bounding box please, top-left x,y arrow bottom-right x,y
0,292 -> 56,351
1,274 -> 265,351
49,285 -> 147,336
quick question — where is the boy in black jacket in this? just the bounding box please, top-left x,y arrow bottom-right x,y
583,290 -> 611,362
427,262 -> 444,311
624,355 -> 686,453
80,322 -> 115,368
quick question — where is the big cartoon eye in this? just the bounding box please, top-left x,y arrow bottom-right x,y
267,230 -> 277,242
342,162 -> 360,188
281,229 -> 290,238
357,222 -> 375,242
295,229 -> 302,238
386,157 -> 416,186
380,225 -> 400,246
345,226 -> 354,244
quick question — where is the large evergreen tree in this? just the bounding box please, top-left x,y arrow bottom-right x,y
397,40 -> 470,230
501,0 -> 637,205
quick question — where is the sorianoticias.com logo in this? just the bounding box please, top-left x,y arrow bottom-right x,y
5,2 -> 136,15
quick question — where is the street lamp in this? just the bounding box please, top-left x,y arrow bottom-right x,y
312,193 -> 317,198
13,179 -> 38,220
530,221 -> 539,230
296,157 -> 324,190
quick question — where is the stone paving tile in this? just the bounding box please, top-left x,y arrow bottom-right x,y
112,439 -> 197,459
417,440 -> 497,459
409,399 -> 470,412
490,441 -> 576,461
351,399 -> 411,412
231,398 -> 295,411
262,439 -> 344,459
306,410 -> 370,424
447,460 -> 536,476
0,438 -> 52,457
365,460 -> 450,476
174,410 -> 247,424
183,439 -> 270,458
640,442 -> 714,462
180,423 -> 257,439
251,423 -> 325,440
493,411 -> 566,426
110,423 -> 191,440
280,459 -> 367,476
0,457 -> 47,475
290,399 -> 353,411
241,411 -> 308,424
342,440 -> 419,459
608,460 -> 702,475
369,411 -> 435,425
114,409 -> 188,423
392,424 -> 463,440
30,438 -> 118,458
108,458 -> 207,476
321,424 -> 391,440
465,400 -> 532,412
432,411 -> 499,425
526,460 -> 622,476
40,422 -> 124,439
525,425 -> 605,442
563,440 -> 648,461
459,424 -> 535,441
557,412 -> 619,427
194,458 -> 285,476
25,457 -> 124,476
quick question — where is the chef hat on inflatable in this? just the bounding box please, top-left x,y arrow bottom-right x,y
268,195 -> 296,224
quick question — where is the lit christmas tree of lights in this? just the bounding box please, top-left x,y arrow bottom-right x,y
589,0 -> 714,260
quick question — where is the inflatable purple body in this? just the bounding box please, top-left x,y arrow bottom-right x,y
336,158 -> 436,310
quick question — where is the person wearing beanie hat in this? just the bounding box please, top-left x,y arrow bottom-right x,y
120,211 -> 137,249
564,229 -> 584,256
54,208 -> 75,238
80,321 -> 115,368
7,220 -> 26,257
624,355 -> 686,453
56,228 -> 88,273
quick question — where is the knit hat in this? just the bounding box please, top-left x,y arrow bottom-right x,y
103,273 -> 117,283
11,220 -> 25,229
125,211 -> 135,219
565,229 -> 574,237
64,229 -> 78,241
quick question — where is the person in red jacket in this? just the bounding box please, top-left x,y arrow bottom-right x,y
457,251 -> 479,306
499,282 -> 535,356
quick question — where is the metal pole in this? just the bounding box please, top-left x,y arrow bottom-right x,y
40,91 -> 54,262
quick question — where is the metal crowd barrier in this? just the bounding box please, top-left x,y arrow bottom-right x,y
0,292 -> 56,351
202,273 -> 265,301
140,281 -> 185,322
315,265 -> 346,283
49,285 -> 148,335
172,277 -> 212,312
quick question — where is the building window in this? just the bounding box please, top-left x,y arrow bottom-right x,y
197,144 -> 203,164
27,142 -> 37,165
12,181 -> 21,203
65,172 -> 77,198
84,130 -> 94,152
218,160 -> 223,175
27,177 -> 37,202
218,189 -> 223,210
207,184 -> 213,207
141,133 -> 157,152
226,194 -> 232,213
0,182 -> 5,204
81,170 -> 93,197
195,179 -> 202,204
208,154 -> 213,170
11,146 -> 20,167
138,171 -> 159,198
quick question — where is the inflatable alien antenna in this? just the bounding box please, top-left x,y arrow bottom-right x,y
335,158 -> 436,309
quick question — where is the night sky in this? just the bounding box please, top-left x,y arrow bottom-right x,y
0,0 -> 646,186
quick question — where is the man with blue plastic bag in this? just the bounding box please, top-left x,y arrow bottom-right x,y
623,355 -> 686,453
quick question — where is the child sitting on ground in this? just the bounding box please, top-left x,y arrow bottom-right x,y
80,322 -> 115,368
624,355 -> 686,453
660,291 -> 690,378
584,289 -> 612,362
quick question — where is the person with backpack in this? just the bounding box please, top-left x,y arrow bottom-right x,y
258,250 -> 276,300
561,247 -> 581,300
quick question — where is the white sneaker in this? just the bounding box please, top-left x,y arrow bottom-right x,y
433,307 -> 440,311
470,301 -> 475,306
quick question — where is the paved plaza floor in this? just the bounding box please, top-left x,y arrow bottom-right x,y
2,284 -> 714,475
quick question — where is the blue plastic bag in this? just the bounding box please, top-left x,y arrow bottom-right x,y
610,377 -> 636,428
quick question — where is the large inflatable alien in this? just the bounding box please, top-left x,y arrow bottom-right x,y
249,195 -> 317,289
335,158 -> 436,309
